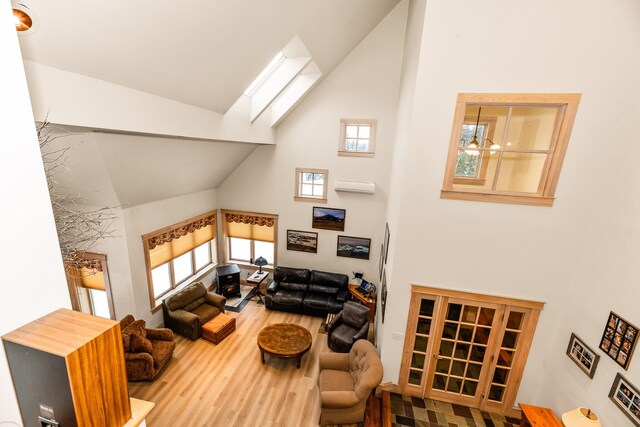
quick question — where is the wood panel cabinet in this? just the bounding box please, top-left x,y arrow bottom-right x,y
399,285 -> 543,417
2,309 -> 131,427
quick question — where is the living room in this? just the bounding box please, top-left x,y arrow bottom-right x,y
2,0 -> 640,426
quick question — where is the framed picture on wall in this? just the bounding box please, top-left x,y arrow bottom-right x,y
381,270 -> 387,324
565,333 -> 600,378
312,207 -> 346,231
599,311 -> 638,370
336,235 -> 371,260
383,222 -> 390,264
286,230 -> 318,253
609,373 -> 640,426
378,243 -> 384,281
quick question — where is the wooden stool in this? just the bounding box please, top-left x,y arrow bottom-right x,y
202,313 -> 236,344
519,403 -> 562,427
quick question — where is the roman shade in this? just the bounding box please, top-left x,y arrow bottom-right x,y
149,223 -> 215,269
79,266 -> 106,291
225,213 -> 275,243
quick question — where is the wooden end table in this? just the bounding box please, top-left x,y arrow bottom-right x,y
247,270 -> 268,305
519,403 -> 562,427
257,323 -> 312,368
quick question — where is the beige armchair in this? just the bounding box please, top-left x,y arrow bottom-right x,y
318,339 -> 383,425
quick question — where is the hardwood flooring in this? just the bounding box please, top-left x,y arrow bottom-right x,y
129,300 -> 330,427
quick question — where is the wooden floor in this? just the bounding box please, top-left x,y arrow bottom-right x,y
129,300 -> 331,427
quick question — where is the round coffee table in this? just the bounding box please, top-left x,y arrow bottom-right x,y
257,323 -> 312,369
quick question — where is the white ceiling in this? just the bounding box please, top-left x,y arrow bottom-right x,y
17,0 -> 400,113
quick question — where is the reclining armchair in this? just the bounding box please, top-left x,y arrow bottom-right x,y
327,301 -> 370,353
120,315 -> 175,381
162,281 -> 226,340
318,339 -> 383,425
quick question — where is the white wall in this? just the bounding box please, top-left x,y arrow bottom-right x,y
122,189 -> 218,327
0,2 -> 71,421
217,2 -> 408,291
380,0 -> 640,424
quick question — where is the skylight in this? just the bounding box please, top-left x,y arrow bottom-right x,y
244,52 -> 286,97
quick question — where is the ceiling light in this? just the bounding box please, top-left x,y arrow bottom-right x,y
12,4 -> 37,35
464,106 -> 501,156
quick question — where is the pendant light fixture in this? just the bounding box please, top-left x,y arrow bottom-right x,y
464,106 -> 501,156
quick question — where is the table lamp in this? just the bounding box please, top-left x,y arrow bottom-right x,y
561,407 -> 602,427
254,256 -> 268,273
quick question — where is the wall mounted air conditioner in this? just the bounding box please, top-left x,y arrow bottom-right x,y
334,180 -> 375,194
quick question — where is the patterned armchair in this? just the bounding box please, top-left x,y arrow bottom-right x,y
120,315 -> 175,381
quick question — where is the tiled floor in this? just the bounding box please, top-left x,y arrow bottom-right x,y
390,393 -> 521,427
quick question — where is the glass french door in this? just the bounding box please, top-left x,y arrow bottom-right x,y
400,287 -> 541,416
426,298 -> 503,407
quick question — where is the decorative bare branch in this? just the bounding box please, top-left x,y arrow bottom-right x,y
38,120 -> 118,267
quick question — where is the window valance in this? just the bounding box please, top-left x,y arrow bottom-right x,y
147,214 -> 216,250
225,213 -> 275,243
224,213 -> 275,227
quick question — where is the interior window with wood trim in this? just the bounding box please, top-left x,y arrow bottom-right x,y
222,210 -> 278,268
338,119 -> 376,157
142,210 -> 218,310
441,93 -> 581,206
64,252 -> 115,320
295,168 -> 328,202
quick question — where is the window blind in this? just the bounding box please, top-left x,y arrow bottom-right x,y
225,213 -> 275,243
149,223 -> 215,269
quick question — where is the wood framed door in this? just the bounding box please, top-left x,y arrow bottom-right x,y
425,298 -> 504,408
399,285 -> 543,417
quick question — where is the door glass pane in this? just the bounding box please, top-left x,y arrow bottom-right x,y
433,374 -> 446,390
498,349 -> 515,367
493,367 -> 509,385
478,308 -> 495,325
495,153 -> 547,193
447,378 -> 462,393
173,252 -> 193,283
151,263 -> 171,298
507,311 -> 524,330
194,242 -> 211,270
474,327 -> 491,345
502,331 -> 519,349
458,325 -> 474,342
451,360 -> 466,377
420,299 -> 435,317
447,304 -> 462,321
417,318 -> 432,335
462,306 -> 478,323
436,358 -> 451,374
462,380 -> 478,396
254,241 -> 275,265
470,345 -> 487,363
89,289 -> 110,319
414,336 -> 428,353
489,385 -> 505,402
454,343 -> 470,360
409,369 -> 422,385
467,363 -> 482,380
411,353 -> 425,369
440,340 -> 454,357
443,322 -> 458,339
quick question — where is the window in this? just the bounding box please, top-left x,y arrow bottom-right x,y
295,168 -> 328,202
222,210 -> 278,268
338,119 -> 377,157
442,93 -> 581,206
142,210 -> 218,310
64,252 -> 115,320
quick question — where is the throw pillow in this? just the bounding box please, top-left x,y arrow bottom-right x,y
122,319 -> 147,338
130,332 -> 153,354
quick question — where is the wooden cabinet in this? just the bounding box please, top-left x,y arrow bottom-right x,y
2,309 -> 131,427
216,263 -> 241,298
399,285 -> 543,418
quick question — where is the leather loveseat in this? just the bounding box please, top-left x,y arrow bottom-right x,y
265,266 -> 349,317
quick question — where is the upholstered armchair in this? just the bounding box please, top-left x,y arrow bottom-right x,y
318,339 -> 383,425
327,301 -> 370,353
162,281 -> 226,340
120,315 -> 176,381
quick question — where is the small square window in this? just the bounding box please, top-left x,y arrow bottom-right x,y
295,168 -> 328,202
339,119 -> 376,157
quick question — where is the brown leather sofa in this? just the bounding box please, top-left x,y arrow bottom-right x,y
327,301 -> 370,353
120,315 -> 175,381
162,281 -> 226,340
265,266 -> 349,317
318,339 -> 383,425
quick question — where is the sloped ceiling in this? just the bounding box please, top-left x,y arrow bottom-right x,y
49,131 -> 257,207
16,0 -> 400,113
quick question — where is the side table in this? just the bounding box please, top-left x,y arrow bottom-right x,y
518,403 -> 562,427
347,284 -> 376,323
247,270 -> 268,304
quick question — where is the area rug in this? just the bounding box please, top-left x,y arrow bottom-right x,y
224,285 -> 255,313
